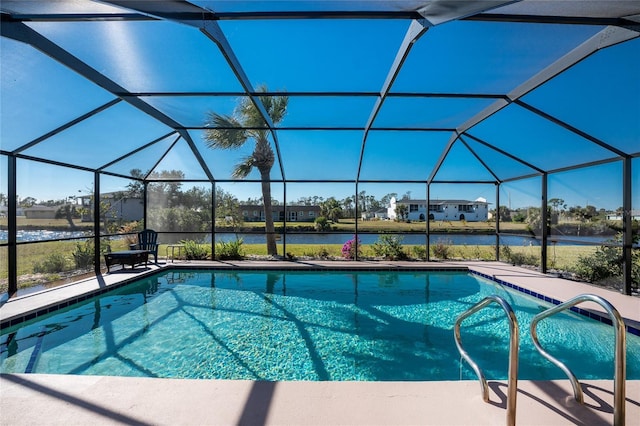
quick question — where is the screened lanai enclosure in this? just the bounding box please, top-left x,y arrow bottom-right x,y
1,1 -> 639,299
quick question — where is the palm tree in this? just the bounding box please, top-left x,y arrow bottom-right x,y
203,87 -> 288,256
321,197 -> 343,223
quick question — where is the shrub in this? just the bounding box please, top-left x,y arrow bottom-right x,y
120,221 -> 143,246
509,252 -> 538,266
72,240 -> 94,269
512,212 -> 526,223
181,239 -> 211,260
314,246 -> 332,259
412,245 -> 428,260
500,244 -> 537,266
341,236 -> 362,260
572,234 -> 633,284
314,216 -> 331,232
500,244 -> 512,261
33,253 -> 69,274
431,239 -> 452,260
574,247 -> 620,283
300,246 -> 332,259
215,238 -> 244,260
371,235 -> 407,260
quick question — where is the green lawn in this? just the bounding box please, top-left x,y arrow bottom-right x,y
0,219 -> 609,294
228,218 -> 528,233
0,240 -> 599,292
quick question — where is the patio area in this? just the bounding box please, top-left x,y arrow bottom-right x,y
2,373 -> 638,425
1,260 -> 639,425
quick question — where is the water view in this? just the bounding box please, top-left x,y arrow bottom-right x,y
1,230 -> 611,246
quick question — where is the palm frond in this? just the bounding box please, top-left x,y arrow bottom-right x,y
260,92 -> 288,125
237,96 -> 268,128
232,156 -> 255,179
237,85 -> 288,127
203,112 -> 248,149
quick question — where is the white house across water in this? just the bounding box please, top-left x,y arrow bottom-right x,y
387,197 -> 490,222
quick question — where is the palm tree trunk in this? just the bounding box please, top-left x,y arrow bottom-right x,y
260,168 -> 278,256
64,206 -> 77,230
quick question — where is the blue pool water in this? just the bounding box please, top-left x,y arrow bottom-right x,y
1,270 -> 638,381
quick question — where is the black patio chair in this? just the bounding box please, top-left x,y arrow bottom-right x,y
131,229 -> 159,263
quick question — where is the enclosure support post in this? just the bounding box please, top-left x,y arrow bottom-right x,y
94,172 -> 101,276
354,182 -> 359,261
426,183 -> 431,261
282,182 -> 287,257
211,182 -> 216,260
622,157 -> 632,295
541,173 -> 548,274
7,155 -> 18,298
495,183 -> 500,261
143,182 -> 148,229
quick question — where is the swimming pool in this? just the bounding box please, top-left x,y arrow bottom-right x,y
1,269 -> 639,381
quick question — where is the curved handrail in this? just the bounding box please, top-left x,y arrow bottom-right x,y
454,295 -> 519,426
530,294 -> 626,426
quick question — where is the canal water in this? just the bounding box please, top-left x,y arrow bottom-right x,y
1,230 -> 610,246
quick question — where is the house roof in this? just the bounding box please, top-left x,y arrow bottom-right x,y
396,199 -> 490,205
22,205 -> 57,211
241,205 -> 320,209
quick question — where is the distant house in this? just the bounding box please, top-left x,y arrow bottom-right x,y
79,193 -> 143,222
361,209 -> 388,221
606,210 -> 640,221
23,205 -> 58,219
241,205 -> 321,222
0,205 -> 24,217
387,197 -> 490,222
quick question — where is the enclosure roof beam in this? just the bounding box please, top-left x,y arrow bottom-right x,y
178,129 -> 215,181
457,25 -> 640,135
545,156 -> 623,176
514,100 -> 630,158
463,132 -> 544,175
98,131 -> 178,172
144,135 -> 181,180
12,99 -> 122,154
198,21 -> 286,181
101,1 -> 286,181
357,19 -> 430,181
458,135 -> 501,183
416,0 -> 521,26
11,153 -> 97,173
115,91 -> 505,98
6,7 -> 639,27
0,22 -> 180,130
500,173 -> 543,184
427,132 -> 460,184
0,20 -> 215,181
465,13 -> 640,29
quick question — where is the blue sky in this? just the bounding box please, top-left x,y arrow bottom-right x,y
1,17 -> 638,211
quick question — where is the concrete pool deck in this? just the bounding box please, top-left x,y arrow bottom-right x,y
2,374 -> 638,425
1,260 -> 639,425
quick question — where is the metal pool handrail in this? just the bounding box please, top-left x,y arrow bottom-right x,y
530,294 -> 626,426
454,295 -> 520,426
